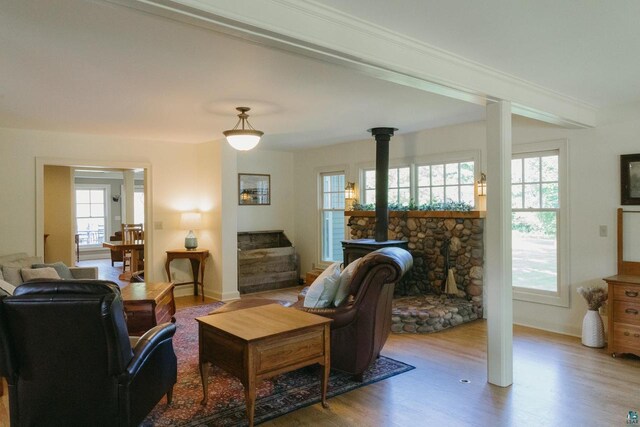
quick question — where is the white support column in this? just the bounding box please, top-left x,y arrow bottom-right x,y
123,170 -> 135,224
486,100 -> 513,387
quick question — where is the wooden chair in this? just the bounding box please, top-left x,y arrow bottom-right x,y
109,231 -> 123,266
121,224 -> 143,273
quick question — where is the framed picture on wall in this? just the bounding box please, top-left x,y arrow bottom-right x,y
621,153 -> 640,205
238,173 -> 271,205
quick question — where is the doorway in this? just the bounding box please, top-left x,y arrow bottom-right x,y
36,158 -> 152,283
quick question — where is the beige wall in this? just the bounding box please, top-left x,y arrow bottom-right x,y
237,149 -> 295,240
44,165 -> 73,265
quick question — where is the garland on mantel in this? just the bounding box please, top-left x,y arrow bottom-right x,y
350,200 -> 473,212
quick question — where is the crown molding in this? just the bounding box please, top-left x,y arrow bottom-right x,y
110,0 -> 597,128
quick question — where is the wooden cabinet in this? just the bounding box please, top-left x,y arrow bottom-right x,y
604,275 -> 640,357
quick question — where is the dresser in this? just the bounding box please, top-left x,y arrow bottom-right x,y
604,275 -> 640,357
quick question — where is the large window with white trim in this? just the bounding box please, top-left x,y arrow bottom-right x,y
362,160 -> 476,207
511,140 -> 568,306
320,172 -> 345,262
363,167 -> 411,205
417,161 -> 475,205
75,184 -> 110,247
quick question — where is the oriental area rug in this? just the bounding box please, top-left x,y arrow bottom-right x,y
143,302 -> 414,426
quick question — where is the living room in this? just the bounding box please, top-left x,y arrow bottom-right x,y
2,0 -> 640,426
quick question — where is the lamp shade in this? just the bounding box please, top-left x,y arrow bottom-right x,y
224,132 -> 262,151
180,212 -> 202,230
223,107 -> 263,151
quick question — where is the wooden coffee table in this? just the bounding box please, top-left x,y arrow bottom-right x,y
196,304 -> 332,426
121,282 -> 176,336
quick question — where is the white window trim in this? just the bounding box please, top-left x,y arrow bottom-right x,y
75,183 -> 111,249
512,139 -> 570,307
316,165 -> 348,268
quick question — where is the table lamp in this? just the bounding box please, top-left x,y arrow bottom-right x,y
180,212 -> 202,250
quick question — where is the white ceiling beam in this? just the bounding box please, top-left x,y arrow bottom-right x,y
113,0 -> 597,128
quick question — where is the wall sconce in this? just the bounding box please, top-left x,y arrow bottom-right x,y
477,173 -> 487,196
180,212 -> 202,250
345,182 -> 356,199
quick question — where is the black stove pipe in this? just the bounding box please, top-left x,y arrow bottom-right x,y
369,127 -> 397,242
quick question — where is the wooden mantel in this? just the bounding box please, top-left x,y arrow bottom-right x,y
345,210 -> 486,219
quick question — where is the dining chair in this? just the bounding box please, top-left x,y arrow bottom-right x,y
121,224 -> 143,273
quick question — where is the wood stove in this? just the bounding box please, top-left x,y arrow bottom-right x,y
342,127 -> 408,265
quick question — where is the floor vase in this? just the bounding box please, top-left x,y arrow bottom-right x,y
581,309 -> 605,348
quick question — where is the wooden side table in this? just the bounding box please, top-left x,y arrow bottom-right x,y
197,304 -> 332,426
121,282 -> 176,336
165,249 -> 209,300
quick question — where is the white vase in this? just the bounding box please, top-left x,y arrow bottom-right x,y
581,309 -> 605,348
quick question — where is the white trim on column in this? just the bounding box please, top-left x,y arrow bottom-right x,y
110,0 -> 597,128
485,100 -> 513,387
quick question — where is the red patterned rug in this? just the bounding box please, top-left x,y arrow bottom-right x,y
143,303 -> 414,426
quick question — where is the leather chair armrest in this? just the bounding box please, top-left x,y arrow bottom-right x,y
297,305 -> 357,329
123,323 -> 176,379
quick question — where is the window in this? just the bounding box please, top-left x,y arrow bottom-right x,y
511,140 -> 568,306
362,160 -> 475,207
363,167 -> 411,205
417,161 -> 474,205
75,184 -> 109,247
320,172 -> 345,262
134,186 -> 145,225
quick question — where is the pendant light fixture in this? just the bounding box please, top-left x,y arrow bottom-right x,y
223,107 -> 263,151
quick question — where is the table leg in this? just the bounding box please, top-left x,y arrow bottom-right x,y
165,257 -> 172,282
200,361 -> 209,405
243,379 -> 256,427
189,258 -> 201,299
321,324 -> 330,408
199,257 -> 207,301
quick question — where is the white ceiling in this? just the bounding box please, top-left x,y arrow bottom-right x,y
315,0 -> 640,108
2,0 -> 639,150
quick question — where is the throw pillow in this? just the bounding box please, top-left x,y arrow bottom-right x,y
303,262 -> 342,308
32,262 -> 74,280
21,267 -> 61,282
0,279 -> 16,295
2,266 -> 24,286
2,256 -> 43,269
334,257 -> 363,307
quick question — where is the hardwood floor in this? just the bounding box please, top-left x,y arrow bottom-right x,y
2,286 -> 638,426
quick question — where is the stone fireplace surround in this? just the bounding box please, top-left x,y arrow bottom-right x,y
346,210 -> 485,333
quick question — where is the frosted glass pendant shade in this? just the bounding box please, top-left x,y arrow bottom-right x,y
224,132 -> 262,151
223,107 -> 263,151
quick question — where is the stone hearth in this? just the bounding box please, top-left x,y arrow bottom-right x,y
391,295 -> 481,334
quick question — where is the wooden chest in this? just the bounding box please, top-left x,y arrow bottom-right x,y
604,275 -> 640,357
121,282 -> 176,336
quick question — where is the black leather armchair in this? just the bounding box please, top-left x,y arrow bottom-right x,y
0,280 -> 177,427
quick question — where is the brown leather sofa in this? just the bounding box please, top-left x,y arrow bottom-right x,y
0,280 -> 177,427
293,247 -> 413,380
